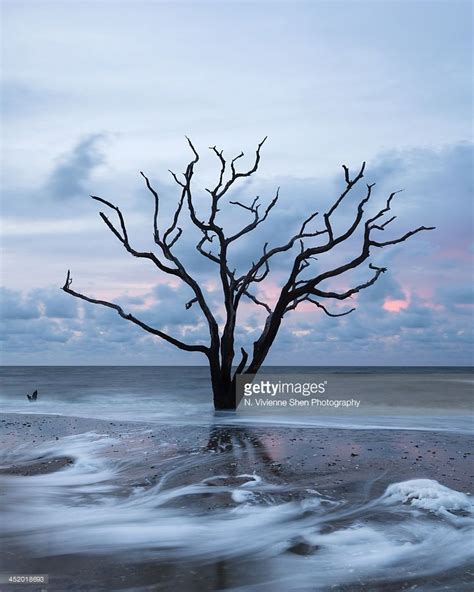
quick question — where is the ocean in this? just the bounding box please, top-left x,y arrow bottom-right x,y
0,365 -> 472,432
1,366 -> 473,591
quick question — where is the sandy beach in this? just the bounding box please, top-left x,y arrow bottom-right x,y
1,412 -> 473,591
1,412 -> 472,492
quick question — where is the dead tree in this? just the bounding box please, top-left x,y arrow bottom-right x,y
63,138 -> 434,409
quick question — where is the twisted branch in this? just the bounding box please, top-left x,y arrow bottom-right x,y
62,271 -> 208,354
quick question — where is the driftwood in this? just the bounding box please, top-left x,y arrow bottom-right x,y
27,390 -> 38,402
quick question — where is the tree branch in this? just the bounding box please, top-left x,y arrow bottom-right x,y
309,263 -> 387,301
284,295 -> 356,317
90,194 -> 176,275
234,210 -> 324,297
370,226 -> 435,248
307,298 -> 355,317
234,347 -> 248,377
92,176 -> 220,355
227,189 -> 279,244
206,145 -> 227,195
185,296 -> 198,310
62,271 -> 209,354
140,171 -> 160,241
215,137 -> 267,200
245,172 -> 434,376
243,289 -> 272,314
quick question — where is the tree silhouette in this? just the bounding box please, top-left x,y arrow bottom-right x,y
63,138 -> 434,409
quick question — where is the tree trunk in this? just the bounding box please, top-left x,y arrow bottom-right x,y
212,382 -> 236,410
245,309 -> 283,375
209,356 -> 236,410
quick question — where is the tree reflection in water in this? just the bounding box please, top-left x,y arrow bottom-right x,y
203,423 -> 283,590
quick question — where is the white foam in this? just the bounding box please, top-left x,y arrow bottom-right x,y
1,435 -> 473,590
382,478 -> 473,515
231,489 -> 256,503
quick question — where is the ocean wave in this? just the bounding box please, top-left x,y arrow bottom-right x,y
1,432 -> 472,591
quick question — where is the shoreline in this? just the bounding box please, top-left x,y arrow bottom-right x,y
1,411 -> 472,492
1,411 -> 473,591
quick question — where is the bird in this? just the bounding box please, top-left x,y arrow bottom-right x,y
27,390 -> 38,402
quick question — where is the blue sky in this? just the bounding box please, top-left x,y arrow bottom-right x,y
1,0 -> 472,365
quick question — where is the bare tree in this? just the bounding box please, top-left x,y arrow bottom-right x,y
63,138 -> 434,409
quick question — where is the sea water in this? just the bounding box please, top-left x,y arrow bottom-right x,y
0,366 -> 473,591
0,366 -> 472,432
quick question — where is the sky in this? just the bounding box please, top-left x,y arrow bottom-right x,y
0,0 -> 472,365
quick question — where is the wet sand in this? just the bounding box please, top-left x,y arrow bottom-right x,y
0,412 -> 473,591
1,412 -> 472,492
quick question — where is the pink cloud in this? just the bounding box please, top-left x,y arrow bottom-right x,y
383,298 -> 409,313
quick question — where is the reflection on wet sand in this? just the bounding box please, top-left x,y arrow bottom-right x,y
205,424 -> 278,466
1,426 -> 473,591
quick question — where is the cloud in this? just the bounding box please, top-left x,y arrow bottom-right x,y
0,274 -> 472,366
32,288 -> 79,319
0,0 -> 471,368
438,284 -> 474,307
0,80 -> 61,117
0,288 -> 40,320
1,138 -> 472,364
0,284 -> 205,364
46,134 -> 107,200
